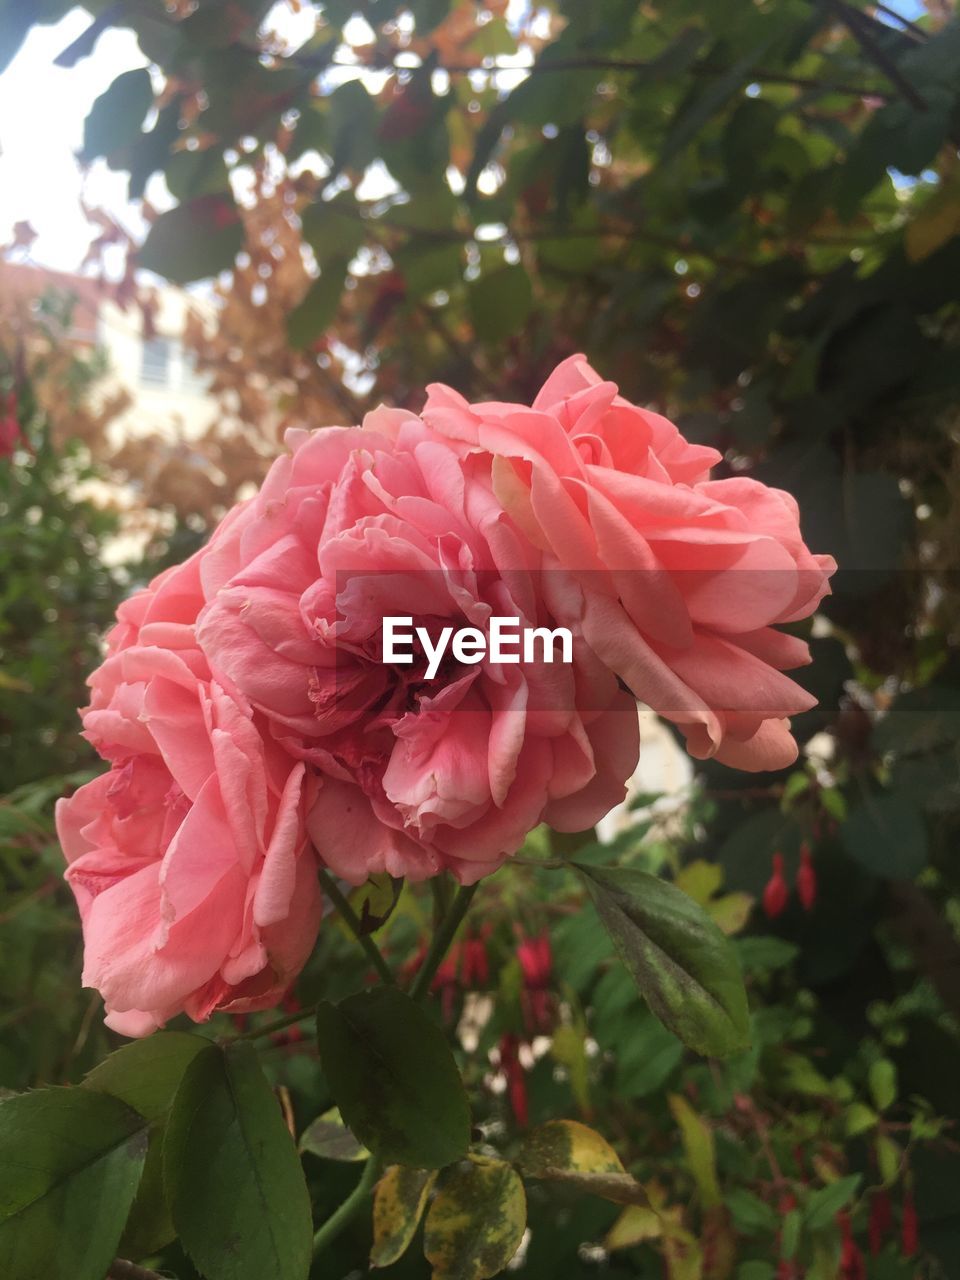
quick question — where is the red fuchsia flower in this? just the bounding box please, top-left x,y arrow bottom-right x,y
796,841 -> 817,911
869,1189 -> 892,1256
431,941 -> 463,1024
902,1187 -> 918,1258
517,929 -> 553,1033
838,1211 -> 866,1280
461,928 -> 491,989
499,1032 -> 529,1128
762,852 -> 790,919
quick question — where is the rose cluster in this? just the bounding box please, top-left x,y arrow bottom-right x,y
57,356 -> 835,1034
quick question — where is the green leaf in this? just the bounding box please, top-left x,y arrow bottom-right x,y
868,1059 -> 897,1112
329,79 -> 378,175
286,262 -> 348,348
725,1188 -> 777,1236
301,197 -> 368,264
803,1175 -> 861,1233
370,1165 -> 438,1268
517,1119 -> 649,1206
83,1031 -> 210,1257
163,1041 -> 312,1280
669,1094 -> 720,1208
660,27 -> 782,165
845,1103 -> 878,1137
841,793 -> 928,879
423,1155 -> 527,1280
573,863 -> 751,1057
139,195 -> 244,284
0,1088 -> 148,1280
468,266 -> 533,344
299,1107 -> 369,1162
80,68 -> 153,165
316,986 -> 470,1169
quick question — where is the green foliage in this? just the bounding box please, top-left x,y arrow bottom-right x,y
574,861 -> 751,1057
316,986 -> 471,1168
0,1087 -> 148,1280
2,0 -> 960,1275
163,1041 -> 313,1280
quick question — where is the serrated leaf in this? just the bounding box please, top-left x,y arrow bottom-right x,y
0,1088 -> 148,1280
83,1031 -> 209,1257
423,1155 -> 526,1280
371,1165 -> 437,1268
163,1042 -> 312,1280
574,863 -> 751,1058
316,986 -> 470,1169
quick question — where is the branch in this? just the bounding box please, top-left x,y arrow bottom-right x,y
312,1155 -> 382,1255
317,53 -> 890,102
822,0 -> 928,111
317,867 -> 396,985
409,883 -> 478,1002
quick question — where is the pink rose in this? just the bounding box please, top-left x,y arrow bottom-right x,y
420,355 -> 836,771
197,418 -> 640,885
55,553 -> 321,1037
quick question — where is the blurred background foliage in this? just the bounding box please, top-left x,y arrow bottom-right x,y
2,0 -> 960,1276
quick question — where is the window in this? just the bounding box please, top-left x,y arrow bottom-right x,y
140,336 -> 173,387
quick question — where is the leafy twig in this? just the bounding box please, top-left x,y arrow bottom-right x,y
317,867 -> 396,986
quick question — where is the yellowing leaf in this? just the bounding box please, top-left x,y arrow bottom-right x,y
708,893 -> 754,937
517,1119 -> 649,1206
605,1204 -> 663,1250
371,1165 -> 437,1269
423,1155 -> 526,1280
674,863 -> 752,936
669,1096 -> 720,1208
675,861 -> 723,906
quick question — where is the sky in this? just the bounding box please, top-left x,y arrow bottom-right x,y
0,9 -> 149,271
0,1 -> 931,275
